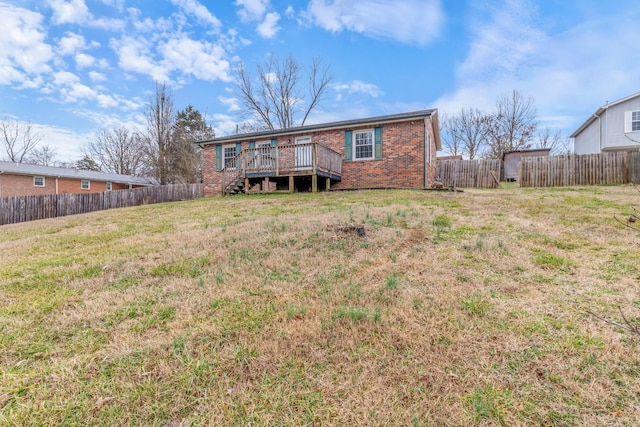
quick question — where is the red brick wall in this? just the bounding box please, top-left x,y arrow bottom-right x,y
202,118 -> 439,196
0,174 -> 131,197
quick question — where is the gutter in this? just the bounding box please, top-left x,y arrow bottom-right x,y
196,111 -> 436,147
598,114 -> 602,151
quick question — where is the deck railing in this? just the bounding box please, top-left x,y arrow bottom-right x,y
221,143 -> 343,194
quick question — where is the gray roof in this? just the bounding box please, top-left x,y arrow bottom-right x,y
570,92 -> 640,138
197,109 -> 440,148
0,161 -> 156,186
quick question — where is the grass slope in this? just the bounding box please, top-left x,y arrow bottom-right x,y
1,187 -> 639,426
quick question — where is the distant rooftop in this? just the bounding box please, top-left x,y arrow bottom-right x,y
0,161 -> 156,186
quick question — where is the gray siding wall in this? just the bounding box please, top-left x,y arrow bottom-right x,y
574,96 -> 640,154
603,98 -> 640,150
575,118 -> 602,154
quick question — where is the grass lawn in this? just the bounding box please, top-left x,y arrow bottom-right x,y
1,186 -> 639,426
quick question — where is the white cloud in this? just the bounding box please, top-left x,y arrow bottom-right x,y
0,4 -> 53,83
31,123 -> 90,161
334,80 -> 384,98
457,0 -> 544,82
212,113 -> 240,136
57,33 -> 86,55
99,0 -> 125,12
434,0 -> 640,133
111,30 -> 232,84
170,0 -> 222,31
219,96 -> 241,112
256,12 -> 280,38
49,0 -> 124,30
159,35 -> 232,82
88,71 -> 107,82
49,0 -> 91,25
303,0 -> 444,45
236,0 -> 269,22
75,53 -> 95,68
110,36 -> 171,82
285,5 -> 295,18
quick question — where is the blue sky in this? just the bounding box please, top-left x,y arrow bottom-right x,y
2,0 -> 640,161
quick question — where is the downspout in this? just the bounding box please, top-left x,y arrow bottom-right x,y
0,171 -> 3,197
56,176 -> 60,194
596,113 -> 602,152
424,117 -> 428,189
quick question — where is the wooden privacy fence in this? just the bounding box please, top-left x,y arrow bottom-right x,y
437,159 -> 501,188
519,152 -> 640,187
0,183 -> 203,226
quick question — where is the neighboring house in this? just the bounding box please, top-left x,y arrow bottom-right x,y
0,162 -> 155,198
197,110 -> 441,196
502,148 -> 551,181
571,92 -> 640,154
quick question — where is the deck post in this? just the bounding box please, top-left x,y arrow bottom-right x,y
289,176 -> 294,193
326,177 -> 331,191
312,174 -> 317,193
264,177 -> 270,193
244,177 -> 249,194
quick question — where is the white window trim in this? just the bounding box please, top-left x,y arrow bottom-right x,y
106,182 -> 112,191
632,111 -> 640,132
33,176 -> 45,187
353,129 -> 375,161
624,110 -> 640,133
81,179 -> 91,190
223,144 -> 237,169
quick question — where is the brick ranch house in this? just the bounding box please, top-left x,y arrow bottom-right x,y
197,110 -> 441,196
0,161 -> 155,198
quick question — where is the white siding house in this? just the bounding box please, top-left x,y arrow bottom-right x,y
571,92 -> 640,154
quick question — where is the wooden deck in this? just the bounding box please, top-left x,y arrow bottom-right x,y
222,143 -> 343,194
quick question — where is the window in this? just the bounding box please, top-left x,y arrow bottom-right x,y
81,180 -> 90,190
354,130 -> 374,160
106,182 -> 112,191
345,127 -> 381,162
633,111 -> 640,131
223,144 -> 237,169
33,176 -> 45,187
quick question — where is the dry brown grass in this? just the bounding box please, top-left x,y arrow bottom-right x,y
1,186 -> 640,426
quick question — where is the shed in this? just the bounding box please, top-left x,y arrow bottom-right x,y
502,149 -> 551,181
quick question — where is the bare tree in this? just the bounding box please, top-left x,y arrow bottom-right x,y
485,90 -> 538,159
443,108 -> 491,159
235,54 -> 332,130
28,144 -> 58,166
536,127 -> 571,155
441,113 -> 463,157
142,82 -> 176,184
0,118 -> 43,163
87,127 -> 147,175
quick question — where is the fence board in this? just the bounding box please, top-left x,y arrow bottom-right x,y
520,152 -> 638,187
0,184 -> 203,226
437,159 -> 501,188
